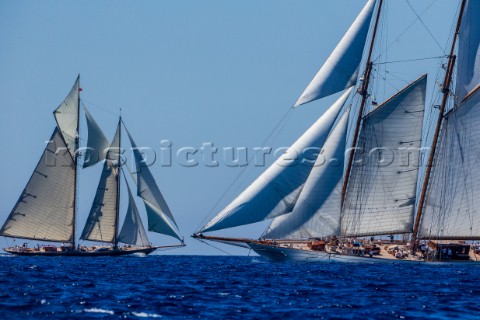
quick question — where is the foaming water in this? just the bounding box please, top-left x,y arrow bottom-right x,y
1,255 -> 479,319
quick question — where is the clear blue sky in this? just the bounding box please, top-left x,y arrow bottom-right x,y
0,0 -> 459,255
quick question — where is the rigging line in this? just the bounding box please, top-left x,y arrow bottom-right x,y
404,0 -> 444,53
196,238 -> 234,256
81,98 -> 118,117
373,0 -> 438,62
195,107 -> 294,231
376,55 -> 447,65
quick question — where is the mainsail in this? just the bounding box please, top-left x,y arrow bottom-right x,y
201,88 -> 352,233
83,107 -> 110,168
118,173 -> 150,247
80,123 -> 121,243
126,126 -> 182,241
419,89 -> 480,239
341,75 -> 427,237
0,129 -> 76,242
294,0 -> 375,106
264,108 -> 350,239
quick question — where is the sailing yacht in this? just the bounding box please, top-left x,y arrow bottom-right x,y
194,0 -> 480,263
0,76 -> 185,256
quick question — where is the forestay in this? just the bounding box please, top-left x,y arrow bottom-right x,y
201,88 -> 352,233
0,129 -> 75,242
294,0 -> 375,106
341,75 -> 427,237
264,109 -> 350,239
80,123 -> 121,243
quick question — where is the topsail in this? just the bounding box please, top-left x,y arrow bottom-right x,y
294,0 -> 375,106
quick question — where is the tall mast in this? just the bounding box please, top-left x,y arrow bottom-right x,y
411,0 -> 467,245
72,74 -> 80,249
113,115 -> 122,250
341,0 -> 383,207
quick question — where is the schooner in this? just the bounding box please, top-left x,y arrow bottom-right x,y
0,76 -> 185,256
194,0 -> 480,263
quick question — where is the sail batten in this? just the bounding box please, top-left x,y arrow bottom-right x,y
201,88 -> 352,233
265,109 -> 350,239
0,129 -> 75,242
294,0 -> 375,106
341,75 -> 427,237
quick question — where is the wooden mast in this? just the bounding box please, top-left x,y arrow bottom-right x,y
113,115 -> 122,250
411,0 -> 467,246
72,74 -> 80,250
341,0 -> 384,207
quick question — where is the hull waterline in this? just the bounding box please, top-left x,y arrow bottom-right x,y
3,246 -> 159,257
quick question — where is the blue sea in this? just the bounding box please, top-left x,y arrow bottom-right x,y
1,255 -> 479,319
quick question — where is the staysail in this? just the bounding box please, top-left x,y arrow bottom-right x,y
264,108 -> 350,239
83,107 -> 110,168
125,126 -> 182,241
341,75 -> 427,237
201,88 -> 352,233
53,76 -> 80,156
0,129 -> 76,242
294,0 -> 375,106
80,123 -> 121,243
118,172 -> 150,247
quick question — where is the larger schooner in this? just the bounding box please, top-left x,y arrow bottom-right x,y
0,76 -> 185,256
194,0 -> 480,263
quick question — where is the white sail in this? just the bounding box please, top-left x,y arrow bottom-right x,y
456,0 -> 480,103
341,75 -> 427,237
80,123 -> 121,243
201,88 -> 352,233
118,174 -> 150,247
0,129 -> 75,242
53,76 -> 79,156
83,107 -> 110,168
294,0 -> 375,107
125,126 -> 182,241
419,88 -> 480,239
264,109 -> 350,239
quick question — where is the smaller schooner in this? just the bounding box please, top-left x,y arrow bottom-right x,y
0,76 -> 184,256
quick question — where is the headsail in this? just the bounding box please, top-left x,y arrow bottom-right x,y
0,128 -> 75,242
294,0 -> 375,107
341,75 -> 427,237
125,125 -> 182,241
201,88 -> 352,233
53,76 -> 80,156
264,109 -> 350,239
118,172 -> 150,247
455,0 -> 480,103
80,123 -> 121,243
83,107 -> 110,168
